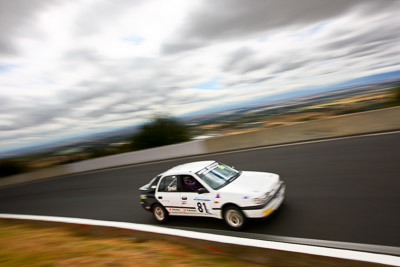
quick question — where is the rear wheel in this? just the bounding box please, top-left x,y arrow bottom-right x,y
153,204 -> 169,223
223,206 -> 246,230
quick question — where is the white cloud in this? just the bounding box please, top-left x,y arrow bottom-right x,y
1,0 -> 400,153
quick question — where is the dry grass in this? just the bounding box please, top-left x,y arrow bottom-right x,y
0,220 -> 266,267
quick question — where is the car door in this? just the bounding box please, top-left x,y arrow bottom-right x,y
180,175 -> 215,217
155,175 -> 184,215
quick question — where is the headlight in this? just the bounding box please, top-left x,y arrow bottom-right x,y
140,194 -> 147,200
252,192 -> 272,205
252,181 -> 282,205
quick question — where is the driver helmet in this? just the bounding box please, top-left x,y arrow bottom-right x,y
183,176 -> 195,186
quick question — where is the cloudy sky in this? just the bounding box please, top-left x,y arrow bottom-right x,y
1,0 -> 400,153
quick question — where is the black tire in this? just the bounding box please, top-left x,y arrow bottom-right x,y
152,204 -> 169,223
223,205 -> 246,230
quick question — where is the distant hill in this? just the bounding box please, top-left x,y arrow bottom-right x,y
184,70 -> 400,118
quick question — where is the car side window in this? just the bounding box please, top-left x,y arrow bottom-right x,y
181,175 -> 204,192
149,175 -> 161,189
158,176 -> 179,192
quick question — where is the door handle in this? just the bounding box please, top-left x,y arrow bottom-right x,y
158,196 -> 163,199
182,196 -> 187,200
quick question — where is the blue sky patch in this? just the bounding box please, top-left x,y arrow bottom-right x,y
0,64 -> 16,73
256,37 -> 268,43
122,35 -> 144,45
291,21 -> 329,39
308,21 -> 329,35
193,76 -> 222,90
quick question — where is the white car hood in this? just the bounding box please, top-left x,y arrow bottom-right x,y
219,171 -> 279,196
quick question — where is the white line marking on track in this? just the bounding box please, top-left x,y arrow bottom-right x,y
0,214 -> 399,266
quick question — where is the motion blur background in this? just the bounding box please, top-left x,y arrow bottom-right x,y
1,2 -> 400,266
1,0 -> 400,177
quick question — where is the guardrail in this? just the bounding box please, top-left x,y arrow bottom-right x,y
1,214 -> 399,266
1,106 -> 400,188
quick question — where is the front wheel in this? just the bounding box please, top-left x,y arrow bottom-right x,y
223,206 -> 246,230
152,204 -> 169,223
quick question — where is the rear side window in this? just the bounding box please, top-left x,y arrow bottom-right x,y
158,176 -> 178,192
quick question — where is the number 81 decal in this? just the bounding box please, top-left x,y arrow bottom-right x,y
196,202 -> 209,213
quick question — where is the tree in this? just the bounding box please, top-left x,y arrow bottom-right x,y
131,116 -> 190,150
394,86 -> 400,106
0,159 -> 29,178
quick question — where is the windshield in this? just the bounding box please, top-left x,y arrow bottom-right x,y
196,162 -> 240,190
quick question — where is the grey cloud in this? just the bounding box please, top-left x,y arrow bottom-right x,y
1,84 -> 149,131
273,60 -> 308,74
0,95 -> 11,110
251,77 -> 273,84
58,76 -> 142,106
61,50 -> 150,79
50,50 -> 189,124
3,0 -> 399,148
223,47 -> 269,74
66,55 -> 160,82
1,88 -> 146,131
162,0 -> 395,54
323,24 -> 400,51
0,103 -> 68,131
241,62 -> 268,74
83,88 -> 188,121
369,61 -> 400,71
223,6 -> 400,79
59,85 -> 112,105
223,76 -> 273,87
223,57 -> 269,75
63,49 -> 102,63
0,122 -> 73,143
72,0 -> 145,36
162,40 -> 206,55
318,20 -> 400,64
86,109 -> 112,118
0,40 -> 16,55
223,47 -> 255,71
85,99 -> 151,118
224,49 -> 309,76
0,0 -> 64,55
379,50 -> 400,60
347,43 -> 383,57
2,79 -> 142,132
57,71 -> 175,120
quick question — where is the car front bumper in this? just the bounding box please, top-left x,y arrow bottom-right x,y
242,182 -> 286,218
140,193 -> 156,211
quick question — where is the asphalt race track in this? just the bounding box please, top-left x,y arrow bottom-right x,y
1,132 -> 399,247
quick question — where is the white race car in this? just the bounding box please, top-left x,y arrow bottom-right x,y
139,161 -> 285,230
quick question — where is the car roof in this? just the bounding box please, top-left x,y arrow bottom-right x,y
162,161 -> 215,176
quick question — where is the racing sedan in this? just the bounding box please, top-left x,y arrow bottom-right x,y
139,161 -> 285,230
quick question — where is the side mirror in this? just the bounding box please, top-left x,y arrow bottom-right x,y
197,188 -> 209,194
151,185 -> 157,189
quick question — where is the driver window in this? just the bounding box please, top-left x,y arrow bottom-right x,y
181,175 -> 204,192
158,176 -> 178,192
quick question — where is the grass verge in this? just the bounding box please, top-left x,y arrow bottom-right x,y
0,219 -> 266,266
